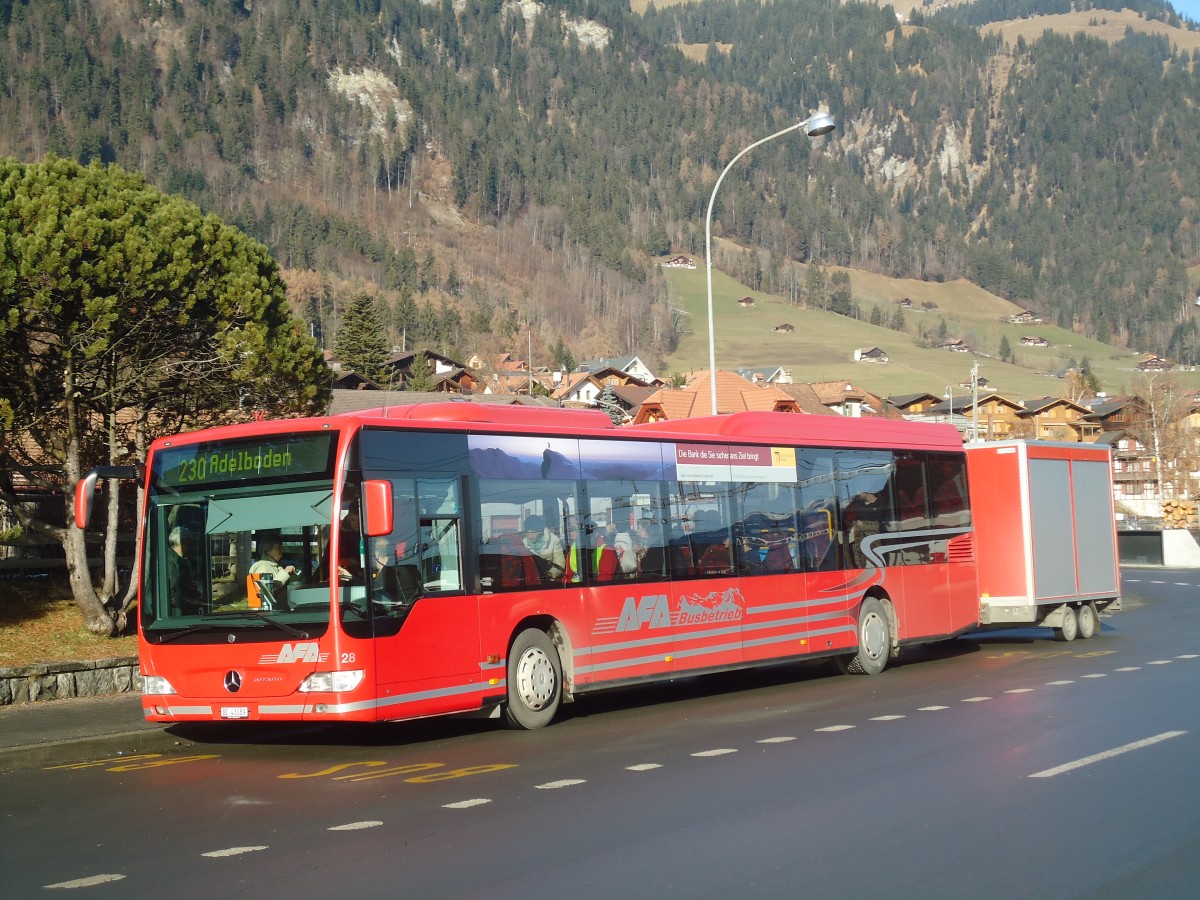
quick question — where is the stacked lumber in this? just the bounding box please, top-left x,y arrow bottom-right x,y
1162,498 -> 1196,529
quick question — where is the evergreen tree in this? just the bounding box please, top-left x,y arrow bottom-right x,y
0,156 -> 327,634
334,294 -> 388,383
999,334 -> 1012,362
404,350 -> 438,391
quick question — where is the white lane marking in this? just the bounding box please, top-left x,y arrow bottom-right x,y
627,763 -> 663,771
962,696 -> 991,703
45,875 -> 126,889
919,705 -> 948,711
1005,688 -> 1035,694
201,846 -> 268,858
328,821 -> 383,831
1173,582 -> 1191,586
1115,666 -> 1141,672
757,736 -> 797,743
693,748 -> 738,757
1046,680 -> 1075,685
1081,673 -> 1107,678
536,779 -> 586,789
870,715 -> 906,721
1148,660 -> 1172,665
444,798 -> 491,809
1029,731 -> 1188,778
815,725 -> 855,732
1177,654 -> 1199,659
1149,580 -> 1166,584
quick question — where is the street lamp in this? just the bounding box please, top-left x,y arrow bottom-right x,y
705,111 -> 836,415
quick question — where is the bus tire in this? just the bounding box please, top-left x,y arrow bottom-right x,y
1077,601 -> 1098,640
1054,605 -> 1079,642
504,628 -> 562,730
839,597 -> 890,676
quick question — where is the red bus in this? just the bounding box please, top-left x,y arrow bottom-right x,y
77,403 -> 978,729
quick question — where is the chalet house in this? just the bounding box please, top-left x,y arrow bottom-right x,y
1094,430 -> 1160,514
736,366 -> 792,385
1020,336 -> 1049,347
1137,354 -> 1173,372
737,296 -> 756,308
853,347 -> 889,364
939,339 -> 970,352
1017,397 -> 1099,442
1085,396 -> 1145,432
808,381 -> 903,419
773,323 -> 795,333
888,392 -> 943,416
553,366 -> 653,407
578,355 -> 657,385
1007,310 -> 1041,324
894,297 -> 913,309
663,255 -> 696,269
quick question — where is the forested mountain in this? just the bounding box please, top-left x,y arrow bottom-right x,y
3,0 -> 1200,369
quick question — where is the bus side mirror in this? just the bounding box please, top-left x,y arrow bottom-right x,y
362,479 -> 393,538
75,472 -> 100,529
74,466 -> 139,529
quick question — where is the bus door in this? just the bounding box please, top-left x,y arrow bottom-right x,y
361,475 -> 477,710
663,481 -> 741,672
572,479 -> 678,681
792,450 -> 860,658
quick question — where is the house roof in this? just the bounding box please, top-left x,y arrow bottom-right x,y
633,370 -> 801,421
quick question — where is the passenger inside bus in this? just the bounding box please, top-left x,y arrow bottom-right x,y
521,514 -> 566,582
371,536 -> 421,606
166,526 -> 204,615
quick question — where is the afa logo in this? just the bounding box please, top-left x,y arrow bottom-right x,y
258,642 -> 330,665
615,594 -> 671,632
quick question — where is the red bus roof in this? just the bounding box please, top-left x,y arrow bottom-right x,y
151,403 -> 963,454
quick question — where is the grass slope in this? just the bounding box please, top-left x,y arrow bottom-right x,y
661,258 -> 1200,400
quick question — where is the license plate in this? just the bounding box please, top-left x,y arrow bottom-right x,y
221,706 -> 249,719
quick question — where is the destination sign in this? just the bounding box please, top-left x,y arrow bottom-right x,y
155,433 -> 335,488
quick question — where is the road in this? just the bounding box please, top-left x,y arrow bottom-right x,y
3,569 -> 1198,898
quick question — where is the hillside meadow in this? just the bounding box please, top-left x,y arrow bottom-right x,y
661,258 -> 1200,400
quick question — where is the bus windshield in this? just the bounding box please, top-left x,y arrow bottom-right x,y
142,481 -> 360,639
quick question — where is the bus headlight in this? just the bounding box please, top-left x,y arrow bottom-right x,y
298,670 -> 364,693
142,675 -> 177,695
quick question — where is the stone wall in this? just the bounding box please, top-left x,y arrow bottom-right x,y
0,657 -> 138,705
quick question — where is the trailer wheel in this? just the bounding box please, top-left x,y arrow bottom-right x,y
503,628 -> 562,730
1077,601 -> 1098,640
1053,605 -> 1079,642
838,597 -> 890,676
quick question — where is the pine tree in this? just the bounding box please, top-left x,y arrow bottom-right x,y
999,334 -> 1012,362
404,350 -> 438,391
334,294 -> 388,383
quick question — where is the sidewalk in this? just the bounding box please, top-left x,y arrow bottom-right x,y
0,693 -> 190,772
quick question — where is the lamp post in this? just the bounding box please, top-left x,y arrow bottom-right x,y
943,385 -> 954,425
705,111 -> 836,415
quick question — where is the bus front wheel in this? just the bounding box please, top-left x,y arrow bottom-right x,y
504,628 -> 562,730
838,597 -> 891,676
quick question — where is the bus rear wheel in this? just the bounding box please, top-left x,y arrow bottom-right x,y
504,628 -> 562,730
838,597 -> 891,676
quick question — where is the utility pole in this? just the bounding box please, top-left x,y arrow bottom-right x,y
970,361 -> 980,443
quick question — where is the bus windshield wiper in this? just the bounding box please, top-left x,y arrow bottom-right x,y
201,610 -> 313,638
150,612 -> 311,642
